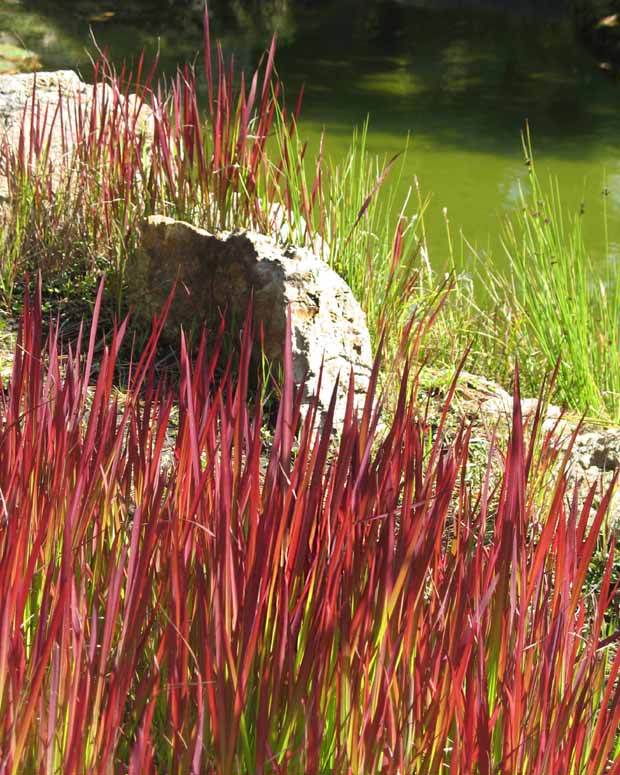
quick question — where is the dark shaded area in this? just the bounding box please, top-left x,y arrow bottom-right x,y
574,0 -> 620,65
268,0 -> 620,160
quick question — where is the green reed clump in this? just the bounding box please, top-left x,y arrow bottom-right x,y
494,132 -> 620,423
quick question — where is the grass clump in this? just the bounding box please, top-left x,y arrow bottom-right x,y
0,10 -> 618,774
476,130 -> 620,423
0,288 -> 618,773
0,15 -> 428,356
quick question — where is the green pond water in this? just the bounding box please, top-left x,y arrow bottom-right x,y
3,0 -> 620,274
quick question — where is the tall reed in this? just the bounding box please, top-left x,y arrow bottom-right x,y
494,129 -> 620,422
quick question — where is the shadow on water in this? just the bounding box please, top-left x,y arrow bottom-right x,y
4,0 -> 620,266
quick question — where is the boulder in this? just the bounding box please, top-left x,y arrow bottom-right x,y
0,70 -> 153,202
129,215 -> 373,432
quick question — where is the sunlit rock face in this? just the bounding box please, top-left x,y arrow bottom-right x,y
129,215 -> 373,432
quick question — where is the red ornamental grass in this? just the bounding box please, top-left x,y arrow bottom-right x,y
1,14 -> 315,279
0,286 -> 618,774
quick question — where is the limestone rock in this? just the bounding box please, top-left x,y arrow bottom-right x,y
572,428 -> 620,473
0,70 -> 153,201
130,215 -> 373,432
479,382 -> 563,428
